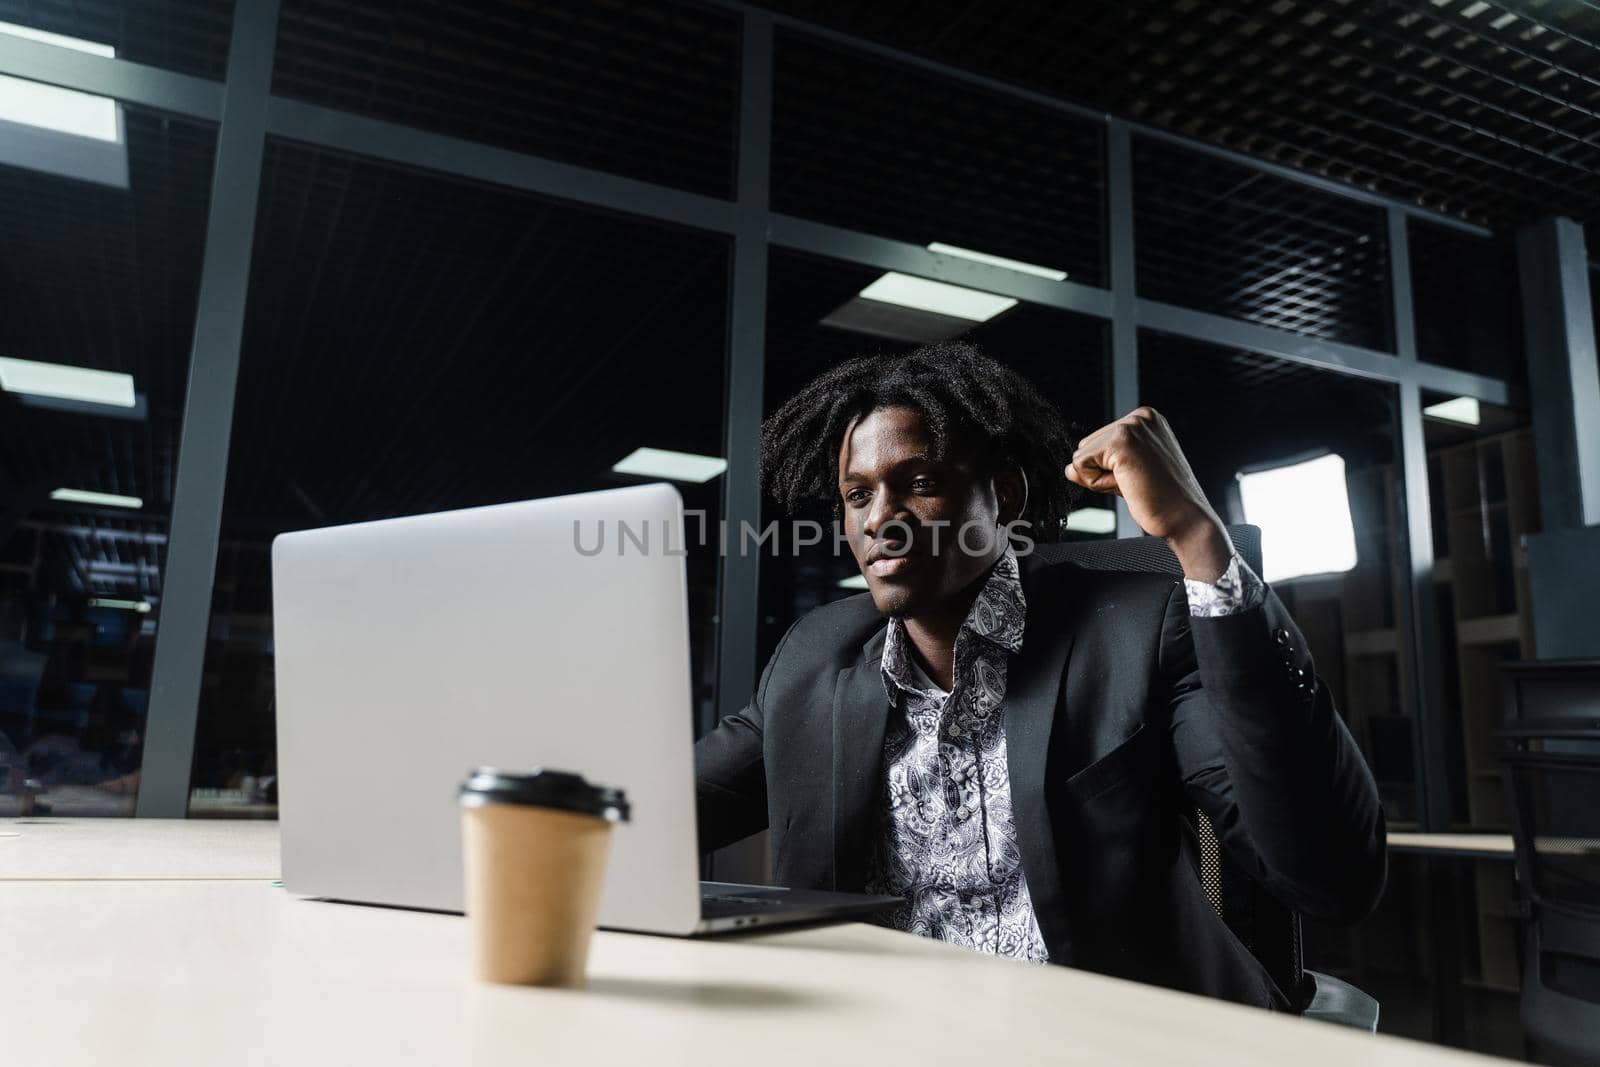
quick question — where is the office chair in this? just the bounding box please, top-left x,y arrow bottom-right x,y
1035,522 -> 1380,1030
1498,661 -> 1600,1066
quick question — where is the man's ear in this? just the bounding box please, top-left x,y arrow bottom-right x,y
993,466 -> 1027,525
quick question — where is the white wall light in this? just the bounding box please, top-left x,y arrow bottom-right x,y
611,447 -> 727,484
1237,453 -> 1358,583
1065,507 -> 1117,535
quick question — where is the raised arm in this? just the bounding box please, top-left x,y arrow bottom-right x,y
1067,404 -> 1385,920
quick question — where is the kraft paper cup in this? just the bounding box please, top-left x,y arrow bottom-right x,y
458,768 -> 630,987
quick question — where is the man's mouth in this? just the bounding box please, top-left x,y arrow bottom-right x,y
868,555 -> 914,577
865,546 -> 920,578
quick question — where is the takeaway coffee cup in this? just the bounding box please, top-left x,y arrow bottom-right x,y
458,768 -> 630,987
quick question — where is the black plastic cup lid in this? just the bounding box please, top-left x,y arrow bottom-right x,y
458,768 -> 630,822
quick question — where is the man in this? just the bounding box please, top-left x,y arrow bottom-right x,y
694,341 -> 1386,1010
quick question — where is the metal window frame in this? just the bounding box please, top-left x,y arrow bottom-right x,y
0,6 -> 1548,830
128,1 -> 281,817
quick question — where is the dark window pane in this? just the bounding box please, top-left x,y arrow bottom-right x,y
759,250 -> 1108,664
1422,392 -> 1539,831
1140,332 -> 1414,823
0,106 -> 215,816
190,141 -> 729,816
0,1 -> 232,79
773,31 -> 1106,286
1410,221 -> 1524,380
1134,138 -> 1392,350
272,0 -> 739,198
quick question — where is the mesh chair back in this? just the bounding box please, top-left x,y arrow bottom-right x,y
1032,524 -> 1308,1005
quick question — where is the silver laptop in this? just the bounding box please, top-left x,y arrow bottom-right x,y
272,482 -> 898,933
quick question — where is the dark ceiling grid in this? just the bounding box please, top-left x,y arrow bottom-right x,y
1406,0 -> 1600,146
1126,6 -> 1526,215
1369,4 -> 1600,159
1133,135 -> 1392,349
271,0 -> 741,199
757,0 -> 1600,230
1216,1 -> 1600,210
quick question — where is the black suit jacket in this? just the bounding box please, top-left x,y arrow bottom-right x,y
694,551 -> 1387,1009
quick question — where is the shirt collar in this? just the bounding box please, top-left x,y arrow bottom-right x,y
880,546 -> 1027,697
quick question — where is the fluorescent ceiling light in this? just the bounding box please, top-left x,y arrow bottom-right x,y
1422,396 -> 1481,426
0,21 -> 118,142
857,273 -> 1017,322
88,597 -> 150,614
1065,507 -> 1117,535
926,242 -> 1068,281
837,574 -> 870,590
1237,453 -> 1358,583
0,20 -> 115,56
611,447 -> 727,484
50,488 -> 143,509
0,357 -> 135,407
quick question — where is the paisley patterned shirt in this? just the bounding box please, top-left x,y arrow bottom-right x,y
863,543 -> 1264,963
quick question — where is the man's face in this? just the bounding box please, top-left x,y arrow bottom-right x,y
837,405 -> 1009,619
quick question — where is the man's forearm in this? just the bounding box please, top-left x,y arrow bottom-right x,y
1167,514 -> 1234,584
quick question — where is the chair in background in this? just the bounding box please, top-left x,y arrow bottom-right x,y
1035,522 -> 1380,1030
1499,660 -> 1600,1066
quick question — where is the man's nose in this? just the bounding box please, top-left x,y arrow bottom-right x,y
862,489 -> 910,542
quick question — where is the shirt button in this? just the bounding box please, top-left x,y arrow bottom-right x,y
1274,627 -> 1292,647
956,806 -> 970,820
948,723 -> 962,738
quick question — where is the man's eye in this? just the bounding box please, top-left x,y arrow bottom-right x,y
910,477 -> 937,491
844,489 -> 870,505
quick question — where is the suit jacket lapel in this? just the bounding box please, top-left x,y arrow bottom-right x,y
1007,557 -> 1076,955
831,627 -> 888,892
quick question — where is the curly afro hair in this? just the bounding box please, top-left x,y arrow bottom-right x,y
760,341 -> 1083,542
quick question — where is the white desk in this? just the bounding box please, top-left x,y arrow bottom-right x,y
0,822 -> 1515,1067
0,817 -> 279,879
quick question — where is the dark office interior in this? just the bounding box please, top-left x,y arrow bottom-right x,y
2,2 -> 1599,1063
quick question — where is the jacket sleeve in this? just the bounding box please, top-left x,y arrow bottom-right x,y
1163,582 -> 1388,923
692,618 -> 800,853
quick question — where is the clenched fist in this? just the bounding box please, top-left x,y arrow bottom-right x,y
1066,406 -> 1233,581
